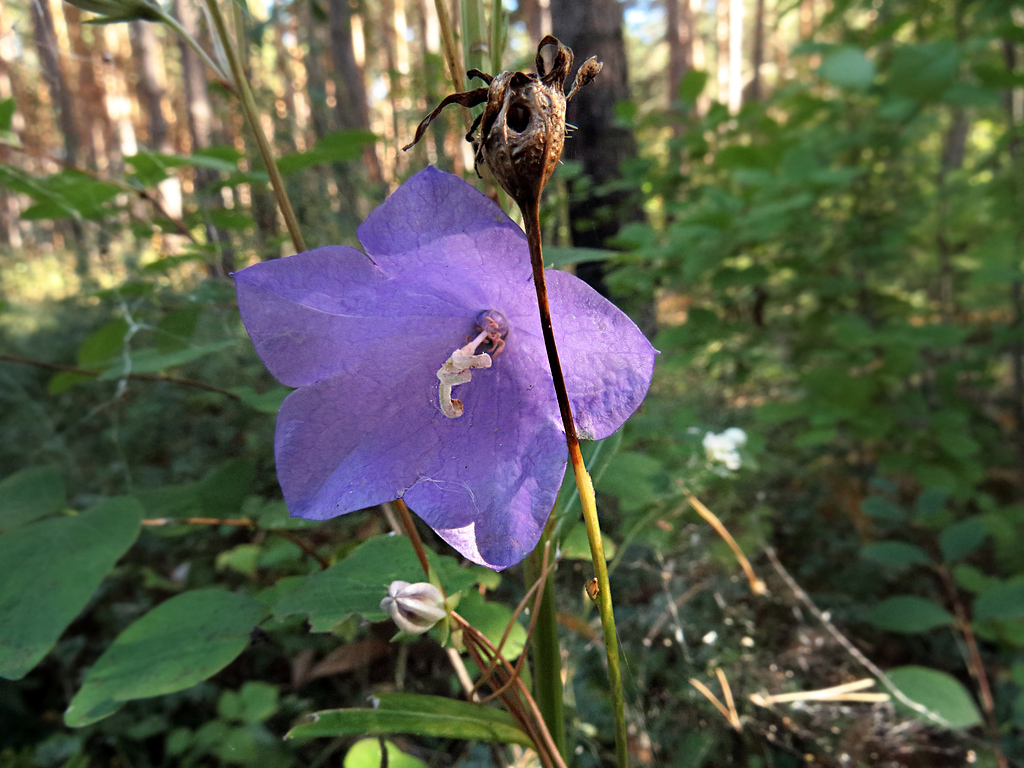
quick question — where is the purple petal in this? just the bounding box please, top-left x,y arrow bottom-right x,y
357,166 -> 531,284
235,246 -> 473,388
274,346 -> 451,518
546,269 -> 658,440
403,342 -> 568,570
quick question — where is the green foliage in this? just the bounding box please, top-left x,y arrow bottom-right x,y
65,588 -> 268,727
886,666 -> 983,729
0,497 -> 142,680
286,693 -> 533,746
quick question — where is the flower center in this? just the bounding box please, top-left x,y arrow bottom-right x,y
436,310 -> 510,419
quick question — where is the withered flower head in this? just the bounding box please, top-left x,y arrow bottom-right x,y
404,36 -> 602,209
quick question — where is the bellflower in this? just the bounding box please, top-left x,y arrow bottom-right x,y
235,167 -> 656,570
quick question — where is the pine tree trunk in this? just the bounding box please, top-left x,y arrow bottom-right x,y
748,0 -> 766,102
175,0 -> 234,274
328,0 -> 380,183
550,0 -> 646,320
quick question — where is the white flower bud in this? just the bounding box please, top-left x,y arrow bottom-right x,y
380,581 -> 446,635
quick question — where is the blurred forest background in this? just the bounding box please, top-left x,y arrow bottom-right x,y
2,0 -> 1024,765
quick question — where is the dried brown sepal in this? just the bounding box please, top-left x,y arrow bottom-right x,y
402,88 -> 489,153
403,36 -> 601,210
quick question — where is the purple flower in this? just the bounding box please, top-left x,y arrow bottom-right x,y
235,167 -> 656,570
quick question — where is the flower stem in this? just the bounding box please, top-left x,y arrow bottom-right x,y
204,0 -> 306,254
521,204 -> 630,768
524,525 -> 566,761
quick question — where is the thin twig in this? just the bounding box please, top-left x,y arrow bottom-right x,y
684,490 -> 765,595
0,353 -> 243,400
765,547 -> 954,728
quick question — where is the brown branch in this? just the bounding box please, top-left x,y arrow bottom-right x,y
0,353 -> 243,400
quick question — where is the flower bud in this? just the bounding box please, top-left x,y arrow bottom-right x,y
380,581 -> 446,635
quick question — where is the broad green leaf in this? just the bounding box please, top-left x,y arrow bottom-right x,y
277,130 -> 377,176
974,581 -> 1024,623
0,497 -> 142,680
559,523 -> 617,561
345,739 -> 428,768
286,693 -> 532,746
888,43 -> 959,101
887,666 -> 982,729
867,596 -> 954,634
860,541 -> 931,569
273,535 -> 483,632
679,69 -> 709,104
819,47 -> 875,91
0,466 -> 66,530
96,340 -> 236,379
939,518 -> 987,562
65,588 -> 268,727
77,319 -> 129,367
0,98 -> 15,132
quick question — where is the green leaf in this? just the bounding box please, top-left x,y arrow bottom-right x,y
77,319 -> 129,367
65,589 -> 268,727
0,497 -> 142,680
819,47 -> 876,91
230,386 -> 290,414
552,430 -> 623,526
886,666 -> 982,729
96,340 -> 236,379
861,495 -> 906,522
596,449 -> 664,513
197,459 -> 255,518
543,247 -> 618,269
345,739 -> 428,768
860,541 -> 931,569
679,69 -> 709,104
0,466 -> 66,530
218,681 -> 278,724
888,42 -> 959,101
0,98 -> 15,132
456,590 -> 527,662
286,693 -> 532,746
939,518 -> 987,562
867,596 -> 953,634
974,581 -> 1024,623
273,535 -> 482,632
277,130 -> 377,176
560,523 -> 617,561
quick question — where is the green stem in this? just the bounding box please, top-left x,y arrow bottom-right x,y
524,528 -> 567,761
203,0 -> 306,253
521,204 -> 629,768
155,8 -> 230,85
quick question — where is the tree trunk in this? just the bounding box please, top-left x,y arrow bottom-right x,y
328,0 -> 380,183
175,0 -> 235,274
666,0 -> 693,106
31,0 -> 90,281
550,0 -> 646,322
747,0 -> 766,103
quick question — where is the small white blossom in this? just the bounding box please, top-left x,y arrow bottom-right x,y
380,581 -> 446,635
702,428 -> 748,471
